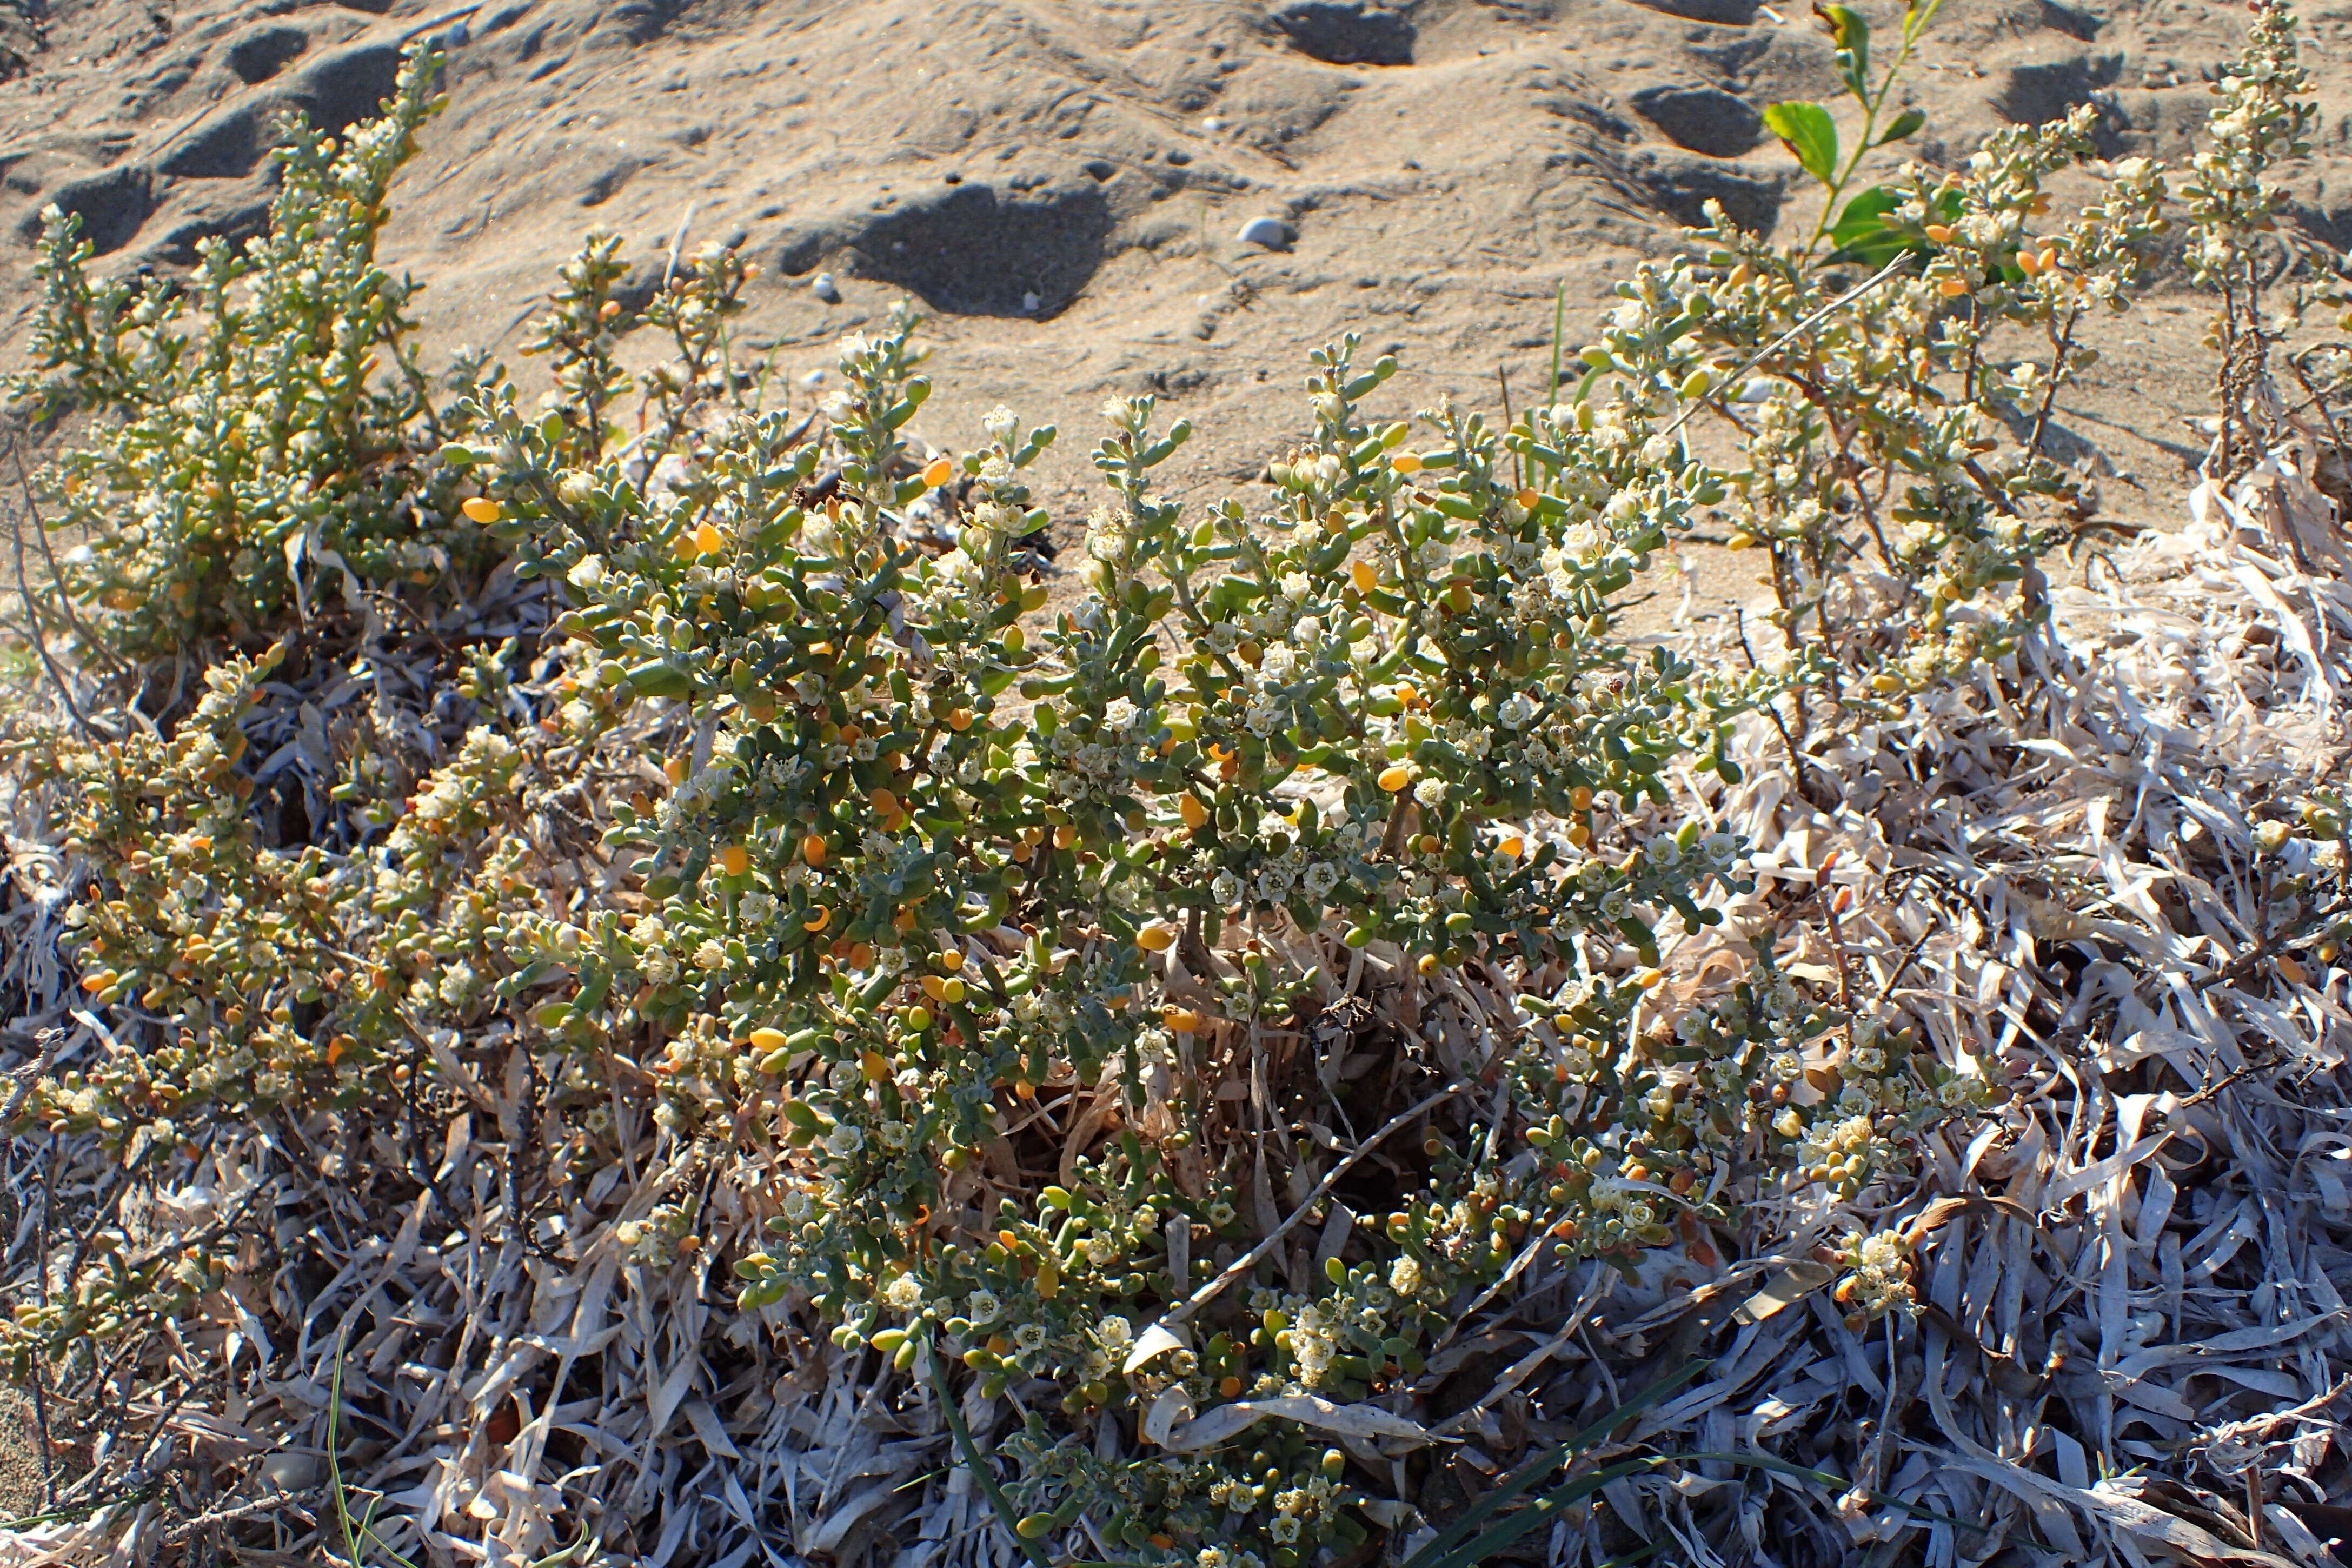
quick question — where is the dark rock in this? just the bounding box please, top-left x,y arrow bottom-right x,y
779,178 -> 1115,318
19,165 -> 155,254
1268,1 -> 1414,67
283,42 -> 403,142
1635,156 -> 1783,232
1631,84 -> 1763,157
160,104 -> 271,180
145,181 -> 276,265
2037,0 -> 2103,41
226,25 -> 309,86
162,42 -> 401,181
1616,0 -> 1759,26
1991,53 -> 2122,125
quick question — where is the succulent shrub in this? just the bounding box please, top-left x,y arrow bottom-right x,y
1568,0 -> 2178,712
2175,0 -> 2319,478
0,33 -> 2036,1567
8,48 -> 496,663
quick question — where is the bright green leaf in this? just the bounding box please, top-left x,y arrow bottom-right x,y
1825,185 -> 1908,264
1816,2 -> 1870,96
1876,107 -> 1926,146
1763,101 -> 1841,187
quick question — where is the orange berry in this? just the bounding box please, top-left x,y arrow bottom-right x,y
718,843 -> 750,876
801,834 -> 828,866
461,496 -> 502,524
922,455 -> 953,488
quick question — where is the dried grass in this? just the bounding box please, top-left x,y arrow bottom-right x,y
2,448 -> 2349,1567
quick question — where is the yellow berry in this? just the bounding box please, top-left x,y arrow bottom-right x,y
1378,765 -> 1412,792
461,496 -> 502,524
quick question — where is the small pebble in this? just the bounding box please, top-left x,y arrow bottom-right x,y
811,272 -> 840,303
1203,118 -> 1223,131
802,369 -> 827,387
1237,216 -> 1291,250
1022,290 -> 1042,314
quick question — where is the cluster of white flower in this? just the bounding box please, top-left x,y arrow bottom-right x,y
1837,1228 -> 1918,1320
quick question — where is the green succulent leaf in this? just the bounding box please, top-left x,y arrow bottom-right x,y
1876,107 -> 1927,145
1764,101 -> 1841,187
1815,1 -> 1871,98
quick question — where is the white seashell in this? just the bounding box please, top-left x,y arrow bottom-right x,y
1238,216 -> 1291,250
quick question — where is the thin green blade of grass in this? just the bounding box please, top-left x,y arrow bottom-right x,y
1400,1358 -> 1705,1568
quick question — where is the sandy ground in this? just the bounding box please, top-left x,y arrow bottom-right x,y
3,0 -> 2340,649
